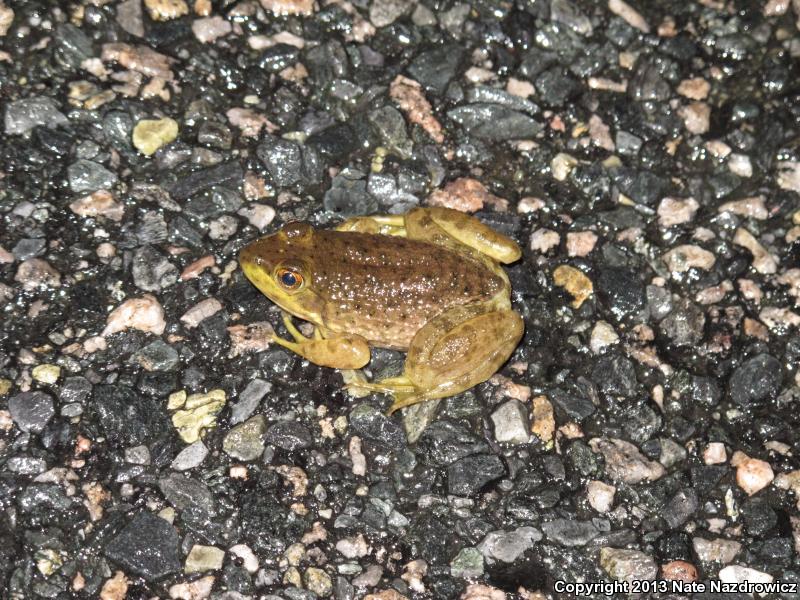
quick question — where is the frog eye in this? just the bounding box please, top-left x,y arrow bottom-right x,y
276,267 -> 304,291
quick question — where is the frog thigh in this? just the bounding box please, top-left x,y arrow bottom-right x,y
335,215 -> 407,236
402,303 -> 524,403
405,207 -> 521,264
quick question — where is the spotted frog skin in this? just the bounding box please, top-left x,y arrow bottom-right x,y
239,207 -> 524,413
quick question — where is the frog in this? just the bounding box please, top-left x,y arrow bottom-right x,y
239,207 -> 524,413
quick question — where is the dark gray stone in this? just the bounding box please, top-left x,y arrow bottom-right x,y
729,354 -> 783,407
447,454 -> 505,496
5,97 -> 68,135
68,159 -> 117,193
541,518 -> 599,546
8,391 -> 55,433
265,421 -> 313,451
104,512 -> 182,582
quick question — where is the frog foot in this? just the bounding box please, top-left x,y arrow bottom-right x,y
344,375 -> 426,414
272,312 -> 371,370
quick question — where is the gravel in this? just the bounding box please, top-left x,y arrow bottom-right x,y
2,0 -> 800,597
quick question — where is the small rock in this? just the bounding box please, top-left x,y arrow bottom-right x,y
587,480 -> 616,513
132,246 -> 178,292
168,576 -> 215,600
590,321 -> 619,353
553,265 -> 593,308
171,389 -> 226,443
530,228 -> 560,253
104,512 -> 181,582
389,75 -> 444,144
229,545 -> 259,573
133,118 -> 179,156
728,154 -> 752,178
171,440 -> 208,471
589,437 -> 666,484
100,571 -> 129,600
68,159 -> 117,193
223,415 -> 267,461
679,102 -> 711,135
531,395 -> 555,444
450,547 -> 483,579
259,0 -> 315,16
5,96 -> 68,135
490,400 -> 529,445
70,190 -> 125,222
185,545 -> 225,574
600,548 -> 657,583
238,203 -> 276,230
32,364 -> 61,385
541,519 -> 599,547
718,565 -> 773,585
566,231 -> 598,257
663,489 -> 699,529
192,16 -> 232,43
703,442 -> 727,465
0,2 -> 14,37
732,227 -> 778,274
735,456 -> 774,496
447,454 -> 505,496
304,567 -> 333,597
676,78 -> 710,100
265,420 -> 313,451
608,0 -> 650,32
718,196 -> 767,220
14,258 -> 61,291
661,560 -> 698,582
657,197 -> 699,227
662,244 -> 716,273
9,391 -> 55,433
427,178 -> 501,213
181,298 -> 224,328
230,378 -> 271,425
551,152 -> 578,181
692,537 -> 742,564
478,527 -> 541,563
144,0 -> 188,20
729,353 -> 782,407
103,294 -> 166,336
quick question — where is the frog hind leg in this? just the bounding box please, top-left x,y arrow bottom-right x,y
405,207 -> 522,264
335,215 -> 407,237
272,312 -> 371,369
348,304 -> 524,414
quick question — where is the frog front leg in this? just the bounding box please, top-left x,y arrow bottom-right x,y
405,207 -> 521,264
272,312 -> 371,369
347,303 -> 524,413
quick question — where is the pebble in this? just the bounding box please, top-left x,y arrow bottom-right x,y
608,0 -> 649,31
777,161 -> 800,192
32,364 -> 61,385
185,545 -> 225,574
447,454 -> 505,496
238,203 -> 276,230
180,298 -> 224,328
600,548 -> 657,583
541,519 -> 599,547
259,0 -> 315,16
530,228 -> 560,253
478,527 -> 541,563
718,196 -> 767,219
5,96 -> 69,135
657,197 -> 699,227
590,321 -> 619,353
337,534 -> 370,559
692,537 -> 742,564
133,340 -> 179,371
551,152 -> 578,181
661,561 -> 698,582
728,153 -> 753,178
102,294 -> 166,336
427,178 -> 500,213
171,440 -> 208,470
9,391 -> 55,433
144,0 -> 188,20
662,244 -> 716,273
229,544 -> 259,573
490,400 -> 529,445
679,102 -> 711,135
703,442 -> 727,465
171,389 -> 226,443
222,415 -> 267,461
230,378 -> 271,425
0,2 -> 12,37
104,512 -> 181,582
553,265 -> 593,308
589,437 -> 666,484
729,353 -> 782,407
68,159 -> 118,193
566,231 -> 598,257
100,571 -> 129,600
304,567 -> 333,597
676,78 -> 710,100
450,547 -> 484,579
192,16 -> 232,44
70,190 -> 125,222
718,565 -> 773,585
734,455 -> 774,496
133,118 -> 179,156
132,246 -> 178,292
531,395 -> 555,444
168,576 -> 215,600
732,227 -> 778,274
15,258 -> 62,291
586,480 -> 616,513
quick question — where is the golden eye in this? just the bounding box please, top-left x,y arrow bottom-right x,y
276,268 -> 303,290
